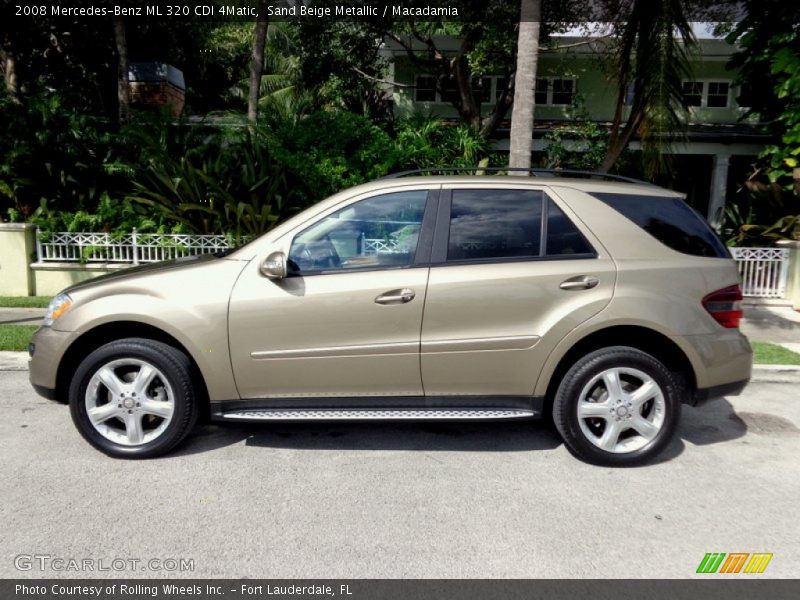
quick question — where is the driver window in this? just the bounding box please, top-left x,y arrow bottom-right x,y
288,191 -> 428,274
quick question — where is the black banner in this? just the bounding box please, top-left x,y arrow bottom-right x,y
4,580 -> 800,600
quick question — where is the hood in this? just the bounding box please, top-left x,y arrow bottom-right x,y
63,253 -> 235,295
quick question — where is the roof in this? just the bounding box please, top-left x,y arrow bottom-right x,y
349,175 -> 669,195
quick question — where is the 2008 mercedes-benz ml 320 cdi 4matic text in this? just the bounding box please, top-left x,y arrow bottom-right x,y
29,174 -> 752,465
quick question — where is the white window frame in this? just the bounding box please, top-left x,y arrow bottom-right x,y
681,79 -> 732,109
534,76 -> 578,106
413,74 -> 577,106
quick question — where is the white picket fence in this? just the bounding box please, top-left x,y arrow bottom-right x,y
730,247 -> 790,298
34,230 -> 792,299
36,230 -> 242,264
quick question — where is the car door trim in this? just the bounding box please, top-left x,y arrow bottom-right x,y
421,335 -> 540,353
251,341 -> 419,360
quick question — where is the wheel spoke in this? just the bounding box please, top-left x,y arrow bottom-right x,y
579,401 -> 611,418
631,416 -> 660,440
630,379 -> 658,408
599,420 -> 623,451
96,366 -> 124,396
602,369 -> 624,401
123,412 -> 145,445
87,402 -> 120,424
132,364 -> 157,396
140,399 -> 173,419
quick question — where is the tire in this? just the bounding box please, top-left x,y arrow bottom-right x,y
68,338 -> 198,459
552,346 -> 682,467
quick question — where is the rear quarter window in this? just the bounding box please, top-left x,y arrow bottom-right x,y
590,192 -> 730,258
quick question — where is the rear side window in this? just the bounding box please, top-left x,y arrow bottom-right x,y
448,189 -> 543,261
546,198 -> 594,256
590,193 -> 729,258
445,190 -> 595,262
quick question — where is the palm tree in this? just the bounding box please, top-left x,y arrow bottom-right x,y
508,0 -> 542,171
247,0 -> 270,125
112,16 -> 130,124
599,0 -> 695,175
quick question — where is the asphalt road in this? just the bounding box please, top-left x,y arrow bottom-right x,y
1,370 -> 798,579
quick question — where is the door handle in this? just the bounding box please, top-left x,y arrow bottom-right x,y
559,275 -> 599,291
375,288 -> 416,305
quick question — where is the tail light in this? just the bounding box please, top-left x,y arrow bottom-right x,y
702,284 -> 743,328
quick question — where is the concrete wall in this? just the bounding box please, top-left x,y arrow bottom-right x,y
0,224 -> 128,297
0,223 -> 36,296
31,263 -> 126,296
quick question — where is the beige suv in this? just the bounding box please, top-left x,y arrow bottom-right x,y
29,174 -> 752,465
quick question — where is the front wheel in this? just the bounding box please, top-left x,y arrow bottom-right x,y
552,346 -> 682,466
69,338 -> 198,458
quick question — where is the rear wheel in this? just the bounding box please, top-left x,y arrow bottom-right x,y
69,338 -> 198,458
552,346 -> 681,466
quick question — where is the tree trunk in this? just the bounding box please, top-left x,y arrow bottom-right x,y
2,34 -> 20,101
248,4 -> 269,126
112,17 -> 130,124
508,0 -> 542,172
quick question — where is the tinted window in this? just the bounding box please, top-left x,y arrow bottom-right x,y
289,191 -> 427,274
546,199 -> 594,256
448,190 -> 543,261
591,193 -> 729,258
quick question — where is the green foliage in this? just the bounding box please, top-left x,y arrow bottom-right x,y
276,111 -> 398,198
393,113 -> 491,170
0,91 -> 123,220
542,99 -> 609,171
726,1 -> 799,238
0,325 -> 38,352
751,342 -> 800,366
128,127 -> 295,236
0,296 -> 51,308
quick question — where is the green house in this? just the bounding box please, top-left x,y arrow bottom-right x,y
382,26 -> 772,226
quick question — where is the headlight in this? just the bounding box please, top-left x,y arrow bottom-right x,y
43,293 -> 73,327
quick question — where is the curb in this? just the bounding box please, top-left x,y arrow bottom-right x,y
0,351 -> 28,371
750,364 -> 800,384
1,350 -> 799,384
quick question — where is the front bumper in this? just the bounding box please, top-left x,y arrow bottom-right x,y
28,326 -> 72,402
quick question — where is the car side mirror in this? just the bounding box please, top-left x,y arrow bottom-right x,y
260,251 -> 287,280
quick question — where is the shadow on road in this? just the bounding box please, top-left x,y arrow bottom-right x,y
176,419 -> 564,457
173,396 -> 749,464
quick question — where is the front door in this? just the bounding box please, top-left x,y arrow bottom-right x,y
229,189 -> 435,399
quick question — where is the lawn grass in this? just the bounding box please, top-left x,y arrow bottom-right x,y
0,296 -> 51,308
0,325 -> 38,351
751,341 -> 800,366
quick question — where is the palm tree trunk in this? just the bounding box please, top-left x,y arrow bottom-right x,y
508,0 -> 542,172
112,17 -> 130,124
248,4 -> 269,126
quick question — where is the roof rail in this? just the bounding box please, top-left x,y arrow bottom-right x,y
384,167 -> 650,185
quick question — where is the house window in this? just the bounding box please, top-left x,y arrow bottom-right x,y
495,77 -> 509,103
535,78 -> 549,104
682,80 -> 731,108
682,81 -> 704,106
624,82 -> 635,106
472,76 -> 492,104
552,78 -> 575,105
414,76 -> 437,102
440,76 -> 459,103
534,77 -> 576,106
707,81 -> 730,108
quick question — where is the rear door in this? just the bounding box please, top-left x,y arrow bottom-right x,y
420,184 -> 616,396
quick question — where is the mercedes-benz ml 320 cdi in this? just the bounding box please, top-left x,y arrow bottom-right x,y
29,175 -> 752,465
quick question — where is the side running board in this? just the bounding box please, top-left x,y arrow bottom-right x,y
219,408 -> 537,422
